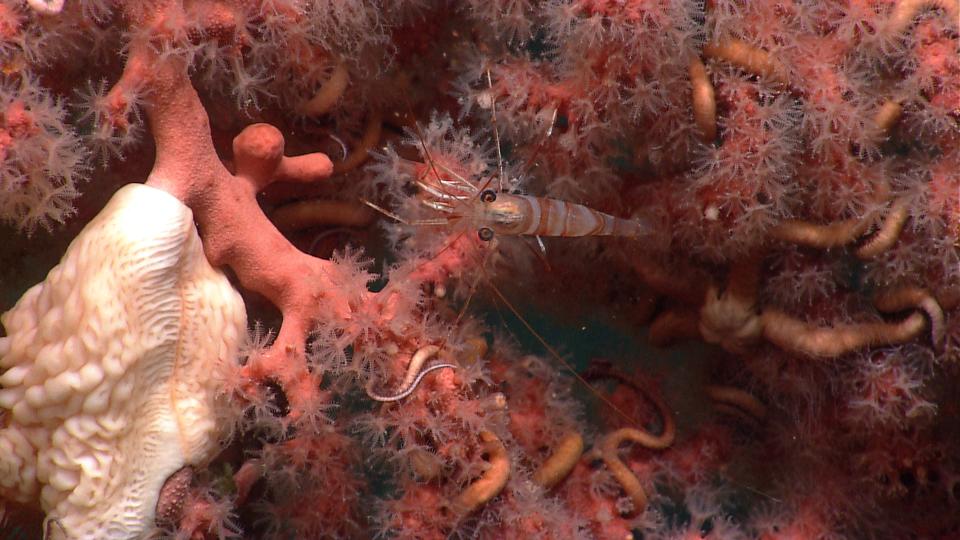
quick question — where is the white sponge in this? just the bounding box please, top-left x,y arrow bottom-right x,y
0,183 -> 246,538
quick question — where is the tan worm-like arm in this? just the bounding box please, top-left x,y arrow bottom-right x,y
760,310 -> 928,359
689,57 -> 717,142
270,199 -> 375,233
333,111 -> 383,174
872,99 -> 903,138
532,431 -> 584,489
705,385 -> 767,422
702,38 -> 790,86
874,286 -> 946,350
886,0 -> 959,35
590,389 -> 676,512
770,217 -> 871,249
648,309 -> 702,346
856,198 -> 910,259
299,62 -> 349,116
450,431 -> 511,514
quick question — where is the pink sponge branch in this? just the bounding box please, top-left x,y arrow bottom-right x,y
112,32 -> 350,419
112,28 -> 472,426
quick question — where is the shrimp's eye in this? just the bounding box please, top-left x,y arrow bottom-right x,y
478,227 -> 495,241
480,190 -> 497,203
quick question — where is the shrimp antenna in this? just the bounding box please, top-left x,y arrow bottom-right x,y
485,68 -> 505,192
516,106 -> 558,181
484,65 -> 560,189
444,67 -> 506,201
486,279 -> 642,427
400,96 -> 461,202
362,197 -> 475,283
360,198 -> 452,227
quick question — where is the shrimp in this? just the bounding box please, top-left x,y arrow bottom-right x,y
364,158 -> 650,243
366,69 -> 649,244
412,160 -> 650,242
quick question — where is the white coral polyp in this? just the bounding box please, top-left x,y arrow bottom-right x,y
0,183 -> 247,538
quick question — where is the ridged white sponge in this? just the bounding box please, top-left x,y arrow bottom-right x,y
0,183 -> 246,538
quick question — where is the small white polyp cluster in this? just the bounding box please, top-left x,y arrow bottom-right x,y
0,183 -> 247,538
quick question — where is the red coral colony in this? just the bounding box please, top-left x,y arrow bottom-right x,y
1,0 -> 958,538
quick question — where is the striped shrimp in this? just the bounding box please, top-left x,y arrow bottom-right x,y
365,158 -> 650,243
367,71 -> 649,244
419,160 -> 651,242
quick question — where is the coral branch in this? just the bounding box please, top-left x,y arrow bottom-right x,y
2,1 -> 958,537
113,35 -> 355,420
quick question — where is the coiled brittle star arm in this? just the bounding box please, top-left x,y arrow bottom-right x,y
698,258 -> 945,358
705,385 -> 768,424
449,430 -> 511,515
532,431 -> 585,490
587,385 -> 676,513
770,195 -> 910,259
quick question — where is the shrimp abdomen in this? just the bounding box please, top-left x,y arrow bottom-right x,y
513,195 -> 646,238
